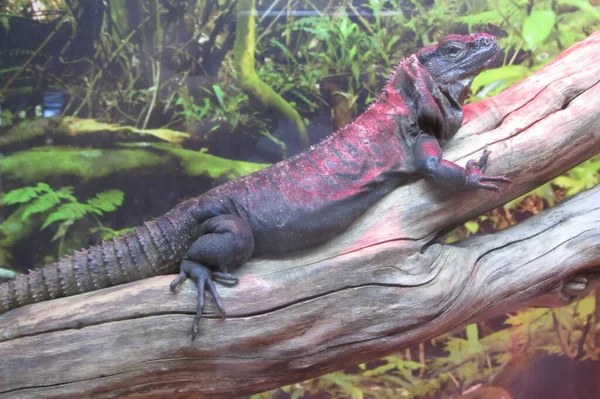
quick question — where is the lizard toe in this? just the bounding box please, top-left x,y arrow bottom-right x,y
169,271 -> 188,292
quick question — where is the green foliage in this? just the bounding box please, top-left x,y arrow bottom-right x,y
0,108 -> 14,127
505,155 -> 599,210
260,291 -> 598,398
464,0 -> 600,102
290,11 -> 364,82
523,9 -> 557,50
41,189 -> 124,230
471,65 -> 531,99
175,84 -> 251,131
257,0 -> 427,112
1,183 -> 127,251
135,143 -> 269,180
552,156 -> 600,196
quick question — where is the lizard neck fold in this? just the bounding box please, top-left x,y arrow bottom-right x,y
386,56 -> 464,144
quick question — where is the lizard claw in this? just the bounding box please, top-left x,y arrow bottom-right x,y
169,271 -> 188,292
170,259 -> 227,340
465,147 -> 511,191
466,145 -> 491,171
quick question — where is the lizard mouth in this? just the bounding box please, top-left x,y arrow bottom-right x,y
487,51 -> 500,66
482,41 -> 501,69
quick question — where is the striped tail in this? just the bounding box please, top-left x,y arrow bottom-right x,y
0,206 -> 197,314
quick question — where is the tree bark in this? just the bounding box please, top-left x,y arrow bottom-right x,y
1,31 -> 600,399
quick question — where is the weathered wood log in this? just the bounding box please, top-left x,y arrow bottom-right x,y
1,31 -> 600,398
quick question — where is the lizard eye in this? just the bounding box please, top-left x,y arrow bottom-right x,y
442,44 -> 465,59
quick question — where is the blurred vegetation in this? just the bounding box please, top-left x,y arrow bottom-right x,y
0,0 -> 599,398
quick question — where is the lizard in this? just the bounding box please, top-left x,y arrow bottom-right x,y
0,33 -> 511,339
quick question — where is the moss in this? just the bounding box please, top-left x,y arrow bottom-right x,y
0,118 -> 58,146
233,0 -> 308,150
0,143 -> 268,184
149,143 -> 269,180
0,204 -> 46,248
0,147 -> 169,183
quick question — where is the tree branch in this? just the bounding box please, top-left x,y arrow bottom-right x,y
1,31 -> 600,398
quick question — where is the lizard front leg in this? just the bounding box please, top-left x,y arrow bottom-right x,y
170,215 -> 255,340
414,134 -> 511,191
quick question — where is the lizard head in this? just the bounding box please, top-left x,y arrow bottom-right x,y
417,33 -> 499,84
384,33 -> 499,143
415,33 -> 499,103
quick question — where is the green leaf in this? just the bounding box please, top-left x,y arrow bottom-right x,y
3,186 -> 40,205
87,190 -> 124,214
291,90 -> 315,107
466,323 -> 482,354
42,203 -> 89,229
322,373 -> 363,399
269,39 -> 295,61
458,11 -> 505,29
465,221 -> 480,234
291,390 -> 305,399
348,45 -> 357,61
212,85 -> 226,109
523,10 -> 556,49
363,362 -> 397,377
2,182 -> 50,205
471,65 -> 530,95
21,192 -> 64,220
553,308 -> 575,331
51,219 -> 74,242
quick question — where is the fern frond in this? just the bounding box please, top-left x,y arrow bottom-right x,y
2,187 -> 39,205
87,190 -> 124,214
21,192 -> 63,220
2,183 -> 51,205
495,0 -> 527,17
457,11 -> 505,29
56,186 -> 77,201
42,203 -> 88,229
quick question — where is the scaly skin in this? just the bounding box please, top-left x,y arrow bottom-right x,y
0,202 -> 198,313
0,34 -> 510,339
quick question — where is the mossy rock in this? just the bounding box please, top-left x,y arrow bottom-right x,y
148,143 -> 269,180
0,145 -> 269,184
0,147 -> 169,182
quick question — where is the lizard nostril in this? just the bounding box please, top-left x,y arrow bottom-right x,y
477,36 -> 492,46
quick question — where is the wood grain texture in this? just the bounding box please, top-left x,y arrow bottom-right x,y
1,31 -> 600,398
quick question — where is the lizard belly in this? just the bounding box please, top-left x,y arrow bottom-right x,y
248,178 -> 399,255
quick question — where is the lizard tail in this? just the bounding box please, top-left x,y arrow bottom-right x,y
0,207 -> 197,314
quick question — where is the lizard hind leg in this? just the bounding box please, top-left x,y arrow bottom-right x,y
169,214 -> 255,340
